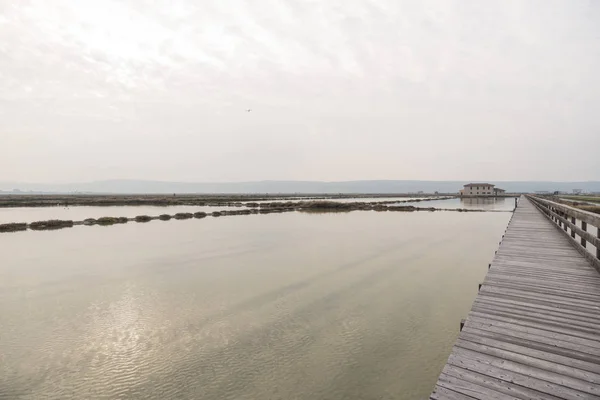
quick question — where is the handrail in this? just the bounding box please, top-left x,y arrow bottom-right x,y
527,196 -> 600,227
527,195 -> 600,270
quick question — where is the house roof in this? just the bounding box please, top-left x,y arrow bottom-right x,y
464,183 -> 495,187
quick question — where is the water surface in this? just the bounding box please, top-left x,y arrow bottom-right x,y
398,196 -> 517,211
0,210 -> 510,399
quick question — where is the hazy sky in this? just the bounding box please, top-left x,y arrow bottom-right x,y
1,0 -> 599,183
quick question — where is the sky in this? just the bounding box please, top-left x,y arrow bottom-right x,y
1,0 -> 599,183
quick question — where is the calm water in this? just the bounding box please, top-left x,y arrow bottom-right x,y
0,210 -> 510,399
398,196 -> 517,211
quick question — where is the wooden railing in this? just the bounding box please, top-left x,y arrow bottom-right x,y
527,195 -> 600,271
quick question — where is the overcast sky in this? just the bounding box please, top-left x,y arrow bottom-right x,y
1,0 -> 599,183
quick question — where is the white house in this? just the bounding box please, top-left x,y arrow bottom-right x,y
460,183 -> 503,196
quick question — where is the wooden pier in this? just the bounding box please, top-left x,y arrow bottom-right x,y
431,196 -> 600,399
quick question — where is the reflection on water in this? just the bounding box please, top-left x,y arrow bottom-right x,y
460,197 -> 515,210
0,211 -> 510,399
398,197 -> 517,211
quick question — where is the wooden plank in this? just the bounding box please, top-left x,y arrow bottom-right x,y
450,347 -> 600,396
446,352 -> 597,400
431,196 -> 600,399
455,338 -> 600,384
481,280 -> 600,303
436,373 -> 521,400
442,364 -> 564,400
431,385 -> 479,400
472,303 -> 600,333
461,326 -> 600,368
477,291 -> 600,318
480,285 -> 600,310
474,295 -> 600,320
465,315 -> 600,350
459,330 -> 600,373
472,300 -> 600,329
487,267 -> 600,282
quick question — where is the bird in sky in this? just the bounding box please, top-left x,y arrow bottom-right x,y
246,109 -> 252,112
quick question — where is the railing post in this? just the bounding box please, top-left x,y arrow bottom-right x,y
581,221 -> 587,248
571,217 -> 576,238
564,212 -> 568,232
559,211 -> 563,228
597,227 -> 600,260
558,211 -> 562,228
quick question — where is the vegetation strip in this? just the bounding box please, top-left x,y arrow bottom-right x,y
0,199 -> 505,233
546,195 -> 600,215
0,194 -> 454,208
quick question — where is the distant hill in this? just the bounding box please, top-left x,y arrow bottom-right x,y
1,180 -> 599,194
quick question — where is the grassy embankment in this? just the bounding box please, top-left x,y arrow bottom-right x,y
0,194 -> 450,208
560,195 -> 600,204
554,196 -> 600,215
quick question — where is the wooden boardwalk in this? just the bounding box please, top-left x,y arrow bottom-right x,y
431,196 -> 600,400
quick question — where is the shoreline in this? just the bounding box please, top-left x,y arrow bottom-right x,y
0,193 -> 460,208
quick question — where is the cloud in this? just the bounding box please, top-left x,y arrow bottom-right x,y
1,0 -> 599,182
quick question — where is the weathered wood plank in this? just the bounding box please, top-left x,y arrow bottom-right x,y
455,339 -> 600,384
450,347 -> 600,396
465,315 -> 600,349
446,353 -> 597,400
472,301 -> 600,330
442,364 -> 564,400
437,373 -> 521,400
477,291 -> 600,318
474,297 -> 600,326
431,385 -> 479,400
459,331 -> 600,374
481,298 -> 600,322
